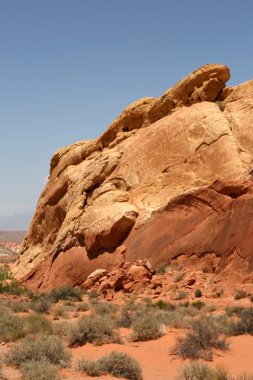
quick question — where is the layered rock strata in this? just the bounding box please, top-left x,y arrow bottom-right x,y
14,64 -> 253,292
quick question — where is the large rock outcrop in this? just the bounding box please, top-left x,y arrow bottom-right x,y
14,64 -> 253,292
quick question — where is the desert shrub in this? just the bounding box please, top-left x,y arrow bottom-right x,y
5,335 -> 71,368
149,300 -> 175,311
52,305 -> 69,319
0,311 -> 25,342
77,359 -> 103,376
117,303 -> 147,328
76,302 -> 89,312
98,351 -> 142,380
131,312 -> 165,341
31,296 -> 52,314
234,290 -> 247,300
214,364 -> 230,380
226,306 -> 244,317
20,359 -> 60,380
175,292 -> 188,300
0,266 -> 26,295
176,361 -> 214,380
156,309 -> 192,329
194,289 -> 202,298
53,321 -> 70,338
10,300 -> 30,313
155,263 -> 169,275
49,286 -> 82,303
23,315 -> 53,335
92,302 -> 118,316
68,314 -> 121,346
173,272 -> 185,283
229,307 -> 253,336
0,357 -> 7,380
173,315 -> 229,360
192,301 -> 205,310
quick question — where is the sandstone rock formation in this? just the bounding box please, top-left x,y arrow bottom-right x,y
14,63 -> 253,292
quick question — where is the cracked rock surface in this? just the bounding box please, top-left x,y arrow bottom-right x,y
14,63 -> 253,292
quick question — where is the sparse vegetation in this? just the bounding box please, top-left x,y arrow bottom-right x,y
5,335 -> 71,368
176,361 -> 214,380
172,315 -> 229,360
0,311 -> 25,342
20,359 -> 60,380
131,312 -> 165,341
78,351 -> 142,380
0,266 -> 26,295
234,290 -> 247,300
49,285 -> 82,303
68,314 -> 121,346
31,296 -> 52,314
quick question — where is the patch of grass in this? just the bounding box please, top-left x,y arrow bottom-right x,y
131,312 -> 165,342
156,309 -> 192,329
149,300 -> 175,311
92,302 -> 118,316
77,359 -> 103,376
68,314 -> 121,346
53,321 -> 70,338
52,305 -> 69,319
20,359 -> 60,380
5,335 -> 71,368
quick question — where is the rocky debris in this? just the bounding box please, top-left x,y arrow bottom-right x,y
82,259 -> 153,299
13,64 -> 253,292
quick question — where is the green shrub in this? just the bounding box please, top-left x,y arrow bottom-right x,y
173,315 -> 229,360
98,351 -> 142,380
68,314 -> 121,346
131,312 -> 165,341
31,296 -> 52,314
194,289 -> 202,298
20,360 -> 60,380
176,361 -> 214,380
49,286 -> 82,303
0,267 -> 26,295
5,335 -> 71,368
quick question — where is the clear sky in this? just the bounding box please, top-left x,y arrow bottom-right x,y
0,0 -> 253,217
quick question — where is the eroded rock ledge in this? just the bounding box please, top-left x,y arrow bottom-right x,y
14,64 -> 253,292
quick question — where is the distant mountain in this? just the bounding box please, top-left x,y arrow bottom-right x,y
0,213 -> 33,231
0,231 -> 26,243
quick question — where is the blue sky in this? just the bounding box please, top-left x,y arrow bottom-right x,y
0,0 -> 253,217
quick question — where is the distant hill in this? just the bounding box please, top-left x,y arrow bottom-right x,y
0,231 -> 26,243
0,213 -> 33,231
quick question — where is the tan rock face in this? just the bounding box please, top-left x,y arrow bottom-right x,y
14,64 -> 253,292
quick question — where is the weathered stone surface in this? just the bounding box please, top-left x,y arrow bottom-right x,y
13,64 -> 253,292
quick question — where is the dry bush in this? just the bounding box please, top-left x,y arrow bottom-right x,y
68,314 -> 121,346
10,300 -> 30,313
156,309 -> 192,329
53,321 -> 71,338
172,315 -> 229,360
92,302 -> 118,316
0,311 -> 25,342
20,359 -> 60,380
31,296 -> 52,314
5,335 -> 71,368
117,303 -> 147,328
131,312 -> 165,342
76,302 -> 89,312
49,286 -> 82,303
23,315 -> 53,335
176,361 -> 214,380
78,351 -> 142,380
